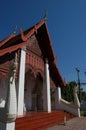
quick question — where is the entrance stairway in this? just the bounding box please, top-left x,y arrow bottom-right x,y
15,111 -> 75,130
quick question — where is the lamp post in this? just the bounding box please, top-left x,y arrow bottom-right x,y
76,68 -> 81,103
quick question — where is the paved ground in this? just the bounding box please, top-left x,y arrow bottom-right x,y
46,117 -> 86,130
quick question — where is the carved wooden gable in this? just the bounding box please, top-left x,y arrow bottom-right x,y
26,35 -> 44,77
27,35 -> 42,56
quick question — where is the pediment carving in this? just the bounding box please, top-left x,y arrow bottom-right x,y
27,35 -> 42,56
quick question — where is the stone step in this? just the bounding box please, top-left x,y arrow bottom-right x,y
15,111 -> 74,130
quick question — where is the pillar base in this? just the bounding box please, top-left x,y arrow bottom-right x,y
0,122 -> 15,130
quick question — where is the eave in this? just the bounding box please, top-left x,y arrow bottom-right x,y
49,61 -> 66,87
0,41 -> 26,56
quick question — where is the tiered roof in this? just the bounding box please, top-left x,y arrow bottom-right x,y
0,19 -> 65,87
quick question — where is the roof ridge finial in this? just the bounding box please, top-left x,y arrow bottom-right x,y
43,10 -> 48,21
13,25 -> 17,35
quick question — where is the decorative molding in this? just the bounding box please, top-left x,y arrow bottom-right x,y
27,35 -> 42,56
25,35 -> 44,78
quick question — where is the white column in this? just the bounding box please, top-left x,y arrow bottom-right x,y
57,86 -> 61,101
0,122 -> 15,130
54,86 -> 61,110
17,47 -> 26,116
43,59 -> 51,113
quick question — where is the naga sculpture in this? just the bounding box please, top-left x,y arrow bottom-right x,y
73,86 -> 80,108
0,53 -> 17,123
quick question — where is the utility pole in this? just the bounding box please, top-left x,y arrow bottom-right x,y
76,68 -> 81,103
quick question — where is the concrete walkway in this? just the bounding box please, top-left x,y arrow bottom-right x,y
46,117 -> 86,130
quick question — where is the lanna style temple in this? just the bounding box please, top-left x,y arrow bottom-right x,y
0,19 -> 80,130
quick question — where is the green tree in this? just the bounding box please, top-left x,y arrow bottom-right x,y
61,81 -> 76,102
61,81 -> 86,103
80,88 -> 86,101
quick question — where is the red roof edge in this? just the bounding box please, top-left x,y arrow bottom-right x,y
0,34 -> 15,47
20,20 -> 46,41
0,41 -> 26,56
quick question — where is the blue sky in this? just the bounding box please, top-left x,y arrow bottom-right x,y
0,0 -> 86,90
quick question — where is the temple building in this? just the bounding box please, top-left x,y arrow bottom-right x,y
0,19 -> 80,130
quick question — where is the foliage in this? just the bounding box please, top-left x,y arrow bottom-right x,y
50,89 -> 55,101
61,80 -> 86,103
61,81 -> 76,102
80,89 -> 86,101
80,111 -> 86,116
